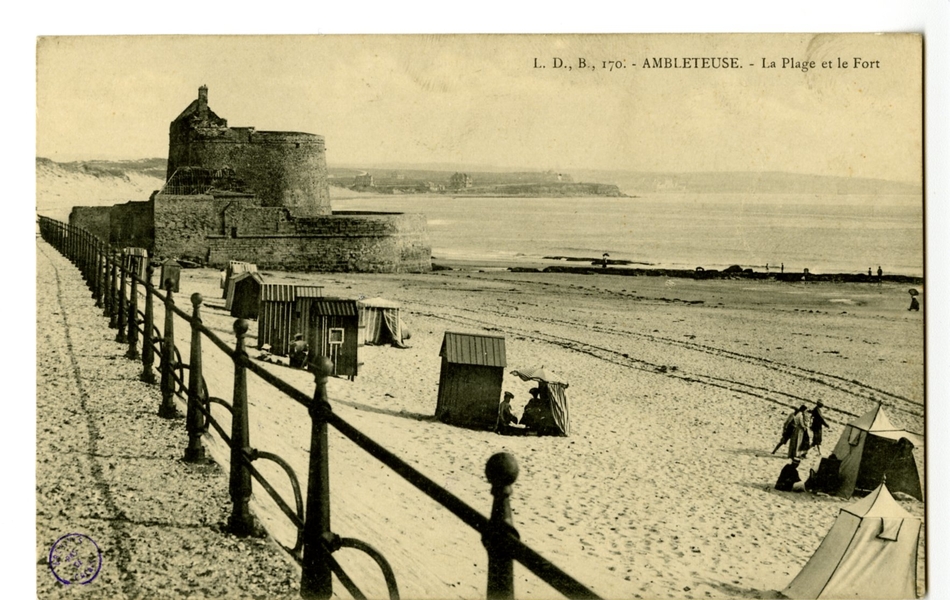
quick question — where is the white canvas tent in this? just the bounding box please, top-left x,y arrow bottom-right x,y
783,483 -> 920,599
831,405 -> 922,501
358,297 -> 408,348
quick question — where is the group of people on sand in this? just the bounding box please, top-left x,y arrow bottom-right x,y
771,402 -> 831,492
495,385 -> 559,436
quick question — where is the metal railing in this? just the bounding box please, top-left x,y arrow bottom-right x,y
38,216 -> 602,600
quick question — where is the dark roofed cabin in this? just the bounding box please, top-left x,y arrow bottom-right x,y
307,298 -> 359,380
228,271 -> 264,319
436,331 -> 507,429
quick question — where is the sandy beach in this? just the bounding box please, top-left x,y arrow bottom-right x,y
143,259 -> 926,600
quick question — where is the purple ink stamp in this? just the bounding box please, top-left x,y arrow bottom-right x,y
48,533 -> 102,585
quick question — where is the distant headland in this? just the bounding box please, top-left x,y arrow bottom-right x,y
329,167 -> 629,197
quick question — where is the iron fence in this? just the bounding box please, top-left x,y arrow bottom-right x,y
37,216 -> 602,600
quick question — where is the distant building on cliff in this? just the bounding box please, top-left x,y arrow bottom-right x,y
450,173 -> 473,189
70,86 -> 431,273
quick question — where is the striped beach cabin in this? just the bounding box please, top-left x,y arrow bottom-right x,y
435,331 -> 507,429
123,247 -> 149,281
257,283 -> 325,356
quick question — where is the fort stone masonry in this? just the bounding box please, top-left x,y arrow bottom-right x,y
71,86 -> 431,273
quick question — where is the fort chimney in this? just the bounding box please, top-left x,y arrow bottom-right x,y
198,85 -> 208,114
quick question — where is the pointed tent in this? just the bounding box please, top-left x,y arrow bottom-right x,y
832,405 -> 922,501
783,483 -> 920,599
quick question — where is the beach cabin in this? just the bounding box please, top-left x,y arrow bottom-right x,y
228,271 -> 264,319
159,258 -> 182,293
307,298 -> 360,380
293,285 -> 326,346
258,283 -> 298,355
435,331 -> 507,429
123,247 -> 149,281
358,297 -> 408,347
222,261 -> 257,299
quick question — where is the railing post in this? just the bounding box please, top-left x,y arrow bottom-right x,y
158,280 -> 179,418
140,261 -> 157,384
301,355 -> 335,600
228,319 -> 262,536
116,255 -> 129,343
94,242 -> 104,308
184,293 -> 207,463
126,266 -> 139,360
484,453 -> 521,600
108,250 -> 119,328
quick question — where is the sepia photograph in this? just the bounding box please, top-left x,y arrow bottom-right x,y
32,28 -> 934,600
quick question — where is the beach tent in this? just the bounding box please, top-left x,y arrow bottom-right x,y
307,298 -> 359,380
783,483 -> 920,599
227,271 -> 264,319
511,367 -> 571,437
831,405 -> 922,501
436,332 -> 506,429
358,297 -> 408,347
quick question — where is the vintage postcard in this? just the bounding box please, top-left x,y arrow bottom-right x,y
35,34 -> 924,599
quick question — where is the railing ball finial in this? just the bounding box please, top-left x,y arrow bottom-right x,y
485,452 -> 519,490
312,355 -> 334,381
191,292 -> 203,308
234,318 -> 249,338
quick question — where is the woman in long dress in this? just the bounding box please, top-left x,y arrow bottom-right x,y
788,405 -> 808,459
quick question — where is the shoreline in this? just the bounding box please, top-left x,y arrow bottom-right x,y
432,257 -> 924,285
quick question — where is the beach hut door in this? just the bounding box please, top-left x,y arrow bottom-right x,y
327,327 -> 344,375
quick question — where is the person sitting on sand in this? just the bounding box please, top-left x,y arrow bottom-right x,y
520,388 -> 545,432
495,392 -> 520,434
289,333 -> 309,369
775,458 -> 807,492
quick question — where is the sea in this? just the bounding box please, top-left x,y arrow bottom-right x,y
333,193 -> 924,278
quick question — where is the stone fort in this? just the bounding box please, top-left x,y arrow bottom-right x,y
70,86 -> 431,273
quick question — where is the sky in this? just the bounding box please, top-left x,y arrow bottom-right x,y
36,33 -> 923,182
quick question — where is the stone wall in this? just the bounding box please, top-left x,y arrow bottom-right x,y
69,206 -> 112,242
206,212 -> 431,273
110,201 -> 154,250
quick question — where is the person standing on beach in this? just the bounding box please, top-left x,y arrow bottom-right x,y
781,263 -> 784,273
877,266 -> 883,279
772,406 -> 801,455
789,405 -> 809,459
809,402 -> 830,455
